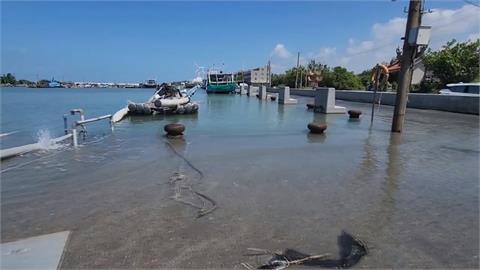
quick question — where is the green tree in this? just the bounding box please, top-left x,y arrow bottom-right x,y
37,79 -> 50,88
322,66 -> 363,90
356,70 -> 372,89
1,73 -> 16,84
271,73 -> 285,86
17,79 -> 34,85
423,39 -> 480,87
272,66 -> 307,88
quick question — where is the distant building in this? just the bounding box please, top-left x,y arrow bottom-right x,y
237,65 -> 271,86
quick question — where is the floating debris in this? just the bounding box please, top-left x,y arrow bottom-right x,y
244,231 -> 367,269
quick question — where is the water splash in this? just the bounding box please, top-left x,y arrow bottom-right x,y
36,129 -> 62,150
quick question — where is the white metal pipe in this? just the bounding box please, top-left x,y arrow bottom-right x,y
0,134 -> 72,160
75,115 -> 112,125
72,128 -> 78,148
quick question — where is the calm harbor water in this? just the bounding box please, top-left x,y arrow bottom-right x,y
1,87 -> 479,268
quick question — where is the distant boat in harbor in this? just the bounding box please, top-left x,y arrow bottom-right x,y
48,78 -> 63,88
206,71 -> 237,93
141,79 -> 157,88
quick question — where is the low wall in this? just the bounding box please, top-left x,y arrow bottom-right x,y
267,88 -> 316,97
266,88 -> 479,114
335,90 -> 479,115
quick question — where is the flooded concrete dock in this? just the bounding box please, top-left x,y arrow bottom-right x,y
1,92 -> 478,269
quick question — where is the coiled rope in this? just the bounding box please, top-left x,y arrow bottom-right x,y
165,140 -> 217,218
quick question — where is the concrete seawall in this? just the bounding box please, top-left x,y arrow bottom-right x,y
267,88 -> 479,115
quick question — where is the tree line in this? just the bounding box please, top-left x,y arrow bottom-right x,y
271,39 -> 479,92
0,73 -> 43,87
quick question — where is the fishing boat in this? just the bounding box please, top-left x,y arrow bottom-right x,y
48,78 -> 63,88
206,70 -> 237,93
112,83 -> 199,123
141,79 -> 157,88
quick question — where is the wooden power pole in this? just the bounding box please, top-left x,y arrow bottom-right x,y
391,0 -> 422,132
295,52 -> 300,89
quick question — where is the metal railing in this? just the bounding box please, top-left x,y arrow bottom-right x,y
65,109 -> 113,147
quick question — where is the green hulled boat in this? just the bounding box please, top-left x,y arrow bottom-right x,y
206,71 -> 237,93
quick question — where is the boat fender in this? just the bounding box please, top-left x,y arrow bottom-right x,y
128,103 -> 137,113
154,99 -> 163,108
192,103 -> 199,112
135,103 -> 144,114
176,105 -> 185,114
184,103 -> 193,114
142,104 -> 152,114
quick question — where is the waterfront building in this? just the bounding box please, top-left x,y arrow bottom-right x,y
237,65 -> 271,86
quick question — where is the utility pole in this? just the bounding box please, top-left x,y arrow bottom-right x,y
299,69 -> 303,88
295,52 -> 300,89
391,0 -> 422,132
267,60 -> 271,87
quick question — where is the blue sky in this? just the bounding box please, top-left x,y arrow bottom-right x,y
1,1 -> 476,82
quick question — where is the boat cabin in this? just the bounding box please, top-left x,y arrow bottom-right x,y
208,72 -> 234,84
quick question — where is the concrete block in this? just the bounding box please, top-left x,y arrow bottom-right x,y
1,231 -> 70,270
314,87 -> 346,113
240,84 -> 248,95
278,86 -> 298,105
248,86 -> 259,96
259,86 -> 268,100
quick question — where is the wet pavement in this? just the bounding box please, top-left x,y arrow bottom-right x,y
1,92 -> 479,269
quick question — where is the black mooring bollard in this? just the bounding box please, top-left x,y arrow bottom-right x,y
307,123 -> 327,134
164,123 -> 185,137
348,110 -> 362,119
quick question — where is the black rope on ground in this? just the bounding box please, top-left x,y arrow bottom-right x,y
165,140 -> 203,178
165,140 -> 217,218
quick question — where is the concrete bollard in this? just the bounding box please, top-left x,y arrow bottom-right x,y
314,87 -> 346,113
278,86 -> 298,105
248,86 -> 259,97
259,86 -> 268,100
240,84 -> 248,95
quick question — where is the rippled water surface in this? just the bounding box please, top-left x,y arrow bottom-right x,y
1,87 -> 479,268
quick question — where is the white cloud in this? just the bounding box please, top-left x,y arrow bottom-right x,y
423,4 -> 480,49
269,43 -> 296,73
343,4 -> 480,72
271,44 -> 292,59
269,4 -> 479,74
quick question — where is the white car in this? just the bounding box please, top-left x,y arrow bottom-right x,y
439,82 -> 479,96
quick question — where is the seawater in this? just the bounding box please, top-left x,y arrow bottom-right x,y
1,87 -> 479,268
